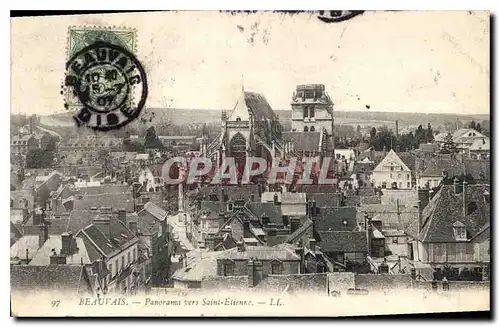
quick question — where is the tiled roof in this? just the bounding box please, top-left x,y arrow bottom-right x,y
194,185 -> 260,202
143,201 -> 167,221
318,231 -> 367,253
28,236 -> 91,266
282,132 -> 321,151
315,206 -> 358,232
10,235 -> 41,260
10,222 -> 23,246
419,184 -> 490,243
286,219 -> 313,244
243,91 -> 277,121
217,244 -> 300,261
419,143 -> 439,153
73,193 -> 134,212
11,265 -> 92,294
419,158 -> 490,181
74,184 -> 131,195
78,217 -> 137,259
308,193 -> 341,207
172,250 -> 224,282
246,202 -> 283,225
469,138 -> 490,151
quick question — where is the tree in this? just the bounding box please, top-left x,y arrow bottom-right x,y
468,120 -> 477,130
415,124 -> 426,145
370,127 -> 377,140
144,126 -> 164,149
426,123 -> 434,143
25,148 -> 54,168
440,133 -> 457,154
123,138 -> 145,152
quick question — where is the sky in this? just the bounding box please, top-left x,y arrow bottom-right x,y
11,10 -> 490,116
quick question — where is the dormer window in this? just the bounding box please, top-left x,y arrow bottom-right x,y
483,190 -> 490,203
271,259 -> 283,275
236,117 -> 241,122
227,203 -> 233,212
453,221 -> 467,241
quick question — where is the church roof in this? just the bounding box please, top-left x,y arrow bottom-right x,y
229,91 -> 277,121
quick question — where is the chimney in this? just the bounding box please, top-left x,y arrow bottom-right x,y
309,238 -> 316,252
254,259 -> 263,285
118,209 -> 127,225
136,203 -> 144,212
262,214 -> 270,226
61,231 -> 73,255
93,216 -> 111,238
364,213 -> 372,256
236,240 -> 245,252
453,177 -> 461,194
290,217 -> 300,234
128,221 -> 138,235
417,200 -> 423,234
463,181 -> 468,217
266,228 -> 277,246
294,244 -> 305,274
38,224 -> 48,248
273,193 -> 280,206
243,221 -> 251,238
418,188 -> 430,211
311,200 -> 317,216
205,236 -> 216,251
247,258 -> 255,287
219,213 -> 226,227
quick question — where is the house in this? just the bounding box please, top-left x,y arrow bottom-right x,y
28,232 -> 91,266
318,231 -> 368,272
371,149 -> 413,190
416,157 -> 490,189
469,137 -> 490,160
138,167 -> 164,192
10,265 -> 95,296
434,128 -> 488,153
10,134 -> 39,156
411,181 -> 490,280
261,191 -> 307,217
75,213 -> 144,295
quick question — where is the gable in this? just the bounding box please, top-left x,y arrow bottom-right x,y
373,150 -> 411,172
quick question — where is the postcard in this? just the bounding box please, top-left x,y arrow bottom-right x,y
10,10 -> 490,317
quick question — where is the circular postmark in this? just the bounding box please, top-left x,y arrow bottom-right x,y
65,41 -> 148,131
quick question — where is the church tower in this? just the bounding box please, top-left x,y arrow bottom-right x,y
291,84 -> 333,134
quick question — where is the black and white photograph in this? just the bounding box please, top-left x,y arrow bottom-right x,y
9,9 -> 491,317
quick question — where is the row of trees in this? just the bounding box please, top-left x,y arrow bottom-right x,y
25,134 -> 58,169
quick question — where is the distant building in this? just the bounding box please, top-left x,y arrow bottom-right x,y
434,128 -> 488,153
290,84 -> 333,134
468,138 -> 490,160
371,149 -> 413,190
11,134 -> 39,156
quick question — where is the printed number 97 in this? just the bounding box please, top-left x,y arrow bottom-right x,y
51,300 -> 60,308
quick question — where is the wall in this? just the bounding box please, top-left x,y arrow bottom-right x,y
202,276 -> 248,290
418,176 -> 443,189
414,281 -> 490,292
354,273 -> 413,291
327,272 -> 355,294
258,273 -> 328,294
372,171 -> 412,189
380,189 -> 417,205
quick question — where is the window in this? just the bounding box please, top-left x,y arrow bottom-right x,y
121,256 -> 125,271
407,182 -> 410,188
304,126 -> 309,132
303,107 -> 308,118
398,173 -> 401,179
390,166 -> 394,171
127,252 -> 131,266
406,174 -> 410,180
310,126 -> 315,132
382,182 -> 387,189
223,263 -> 234,276
392,237 -> 398,244
310,107 -> 315,118
390,173 -> 393,179
235,117 -> 241,122
109,263 -> 113,278
271,262 -> 283,275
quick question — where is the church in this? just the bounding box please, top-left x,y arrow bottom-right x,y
202,88 -> 284,174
